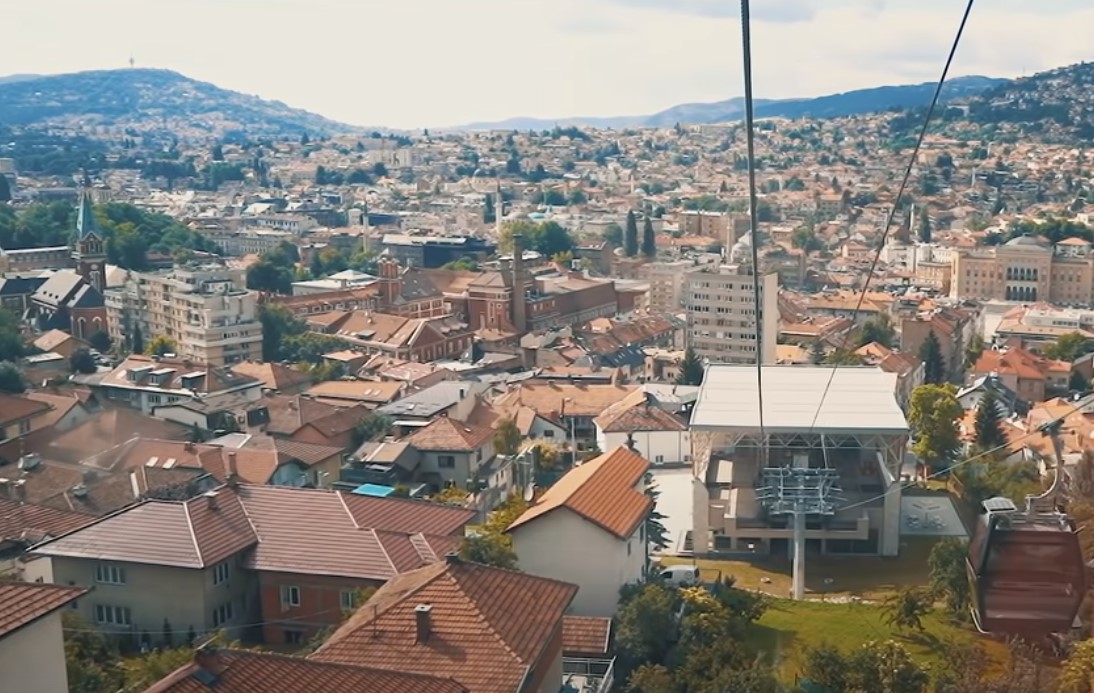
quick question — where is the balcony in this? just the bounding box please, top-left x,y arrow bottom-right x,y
561,657 -> 614,693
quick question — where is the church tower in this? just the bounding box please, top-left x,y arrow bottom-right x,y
73,192 -> 106,292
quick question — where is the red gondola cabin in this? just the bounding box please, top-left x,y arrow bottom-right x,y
966,497 -> 1086,636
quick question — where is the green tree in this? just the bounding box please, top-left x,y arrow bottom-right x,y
881,587 -> 930,632
616,582 -> 678,678
676,347 -> 704,386
856,314 -> 895,348
493,417 -> 523,456
88,330 -> 112,352
918,211 -> 931,243
70,348 -> 97,374
1058,638 -> 1094,693
0,362 -> 25,393
973,390 -> 1007,450
351,412 -> 391,446
372,162 -> 388,177
64,613 -> 126,693
803,643 -> 852,693
211,144 -> 224,161
964,332 -> 985,369
123,647 -> 194,689
459,531 -> 518,569
805,640 -> 928,693
928,536 -> 970,616
0,308 -> 25,362
824,348 -> 866,365
641,216 -> 656,257
908,384 -> 962,472
624,210 -> 639,257
246,258 -> 293,294
498,219 -> 574,257
604,223 -> 624,248
130,323 -> 144,355
1044,331 -> 1093,363
627,664 -> 674,693
644,472 -> 670,551
0,175 -> 10,202
144,335 -> 177,357
483,193 -> 496,223
918,330 -> 946,384
258,304 -> 307,362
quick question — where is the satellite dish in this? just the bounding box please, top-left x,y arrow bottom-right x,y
523,483 -> 536,503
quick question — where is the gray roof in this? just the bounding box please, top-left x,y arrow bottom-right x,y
691,365 -> 909,434
376,381 -> 480,419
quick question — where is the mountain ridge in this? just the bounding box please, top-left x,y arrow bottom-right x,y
453,75 -> 1005,131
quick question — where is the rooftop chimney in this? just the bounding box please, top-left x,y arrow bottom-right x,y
13,479 -> 26,503
414,604 -> 433,644
445,552 -> 462,565
204,490 -> 219,511
226,452 -> 238,480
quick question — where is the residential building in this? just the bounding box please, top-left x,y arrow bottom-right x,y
0,393 -> 54,442
0,496 -> 92,575
950,235 -> 1094,305
403,417 -> 495,489
969,346 -> 1071,403
690,365 -> 909,557
380,233 -> 496,268
75,354 -> 264,415
684,262 -> 778,365
31,484 -> 476,645
507,446 -> 652,616
310,554 -> 585,693
143,648 -> 470,693
643,260 -> 701,314
594,390 -> 690,466
313,310 -> 473,363
104,263 -> 262,366
0,581 -> 86,693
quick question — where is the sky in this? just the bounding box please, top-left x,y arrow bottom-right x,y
6,0 -> 1094,129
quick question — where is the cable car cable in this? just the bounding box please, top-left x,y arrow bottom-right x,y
806,0 -> 977,434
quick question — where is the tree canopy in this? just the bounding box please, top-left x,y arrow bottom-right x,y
624,210 -> 639,257
675,347 -> 704,386
498,219 -> 574,257
908,384 -> 961,472
641,215 -> 656,257
918,330 -> 946,385
1043,331 -> 1094,363
973,391 -> 1007,450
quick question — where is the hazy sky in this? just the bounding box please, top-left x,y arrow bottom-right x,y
7,0 -> 1093,128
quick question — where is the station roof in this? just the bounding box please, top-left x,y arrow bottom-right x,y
691,365 -> 909,435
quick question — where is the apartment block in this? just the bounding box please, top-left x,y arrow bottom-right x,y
685,263 -> 778,365
105,264 -> 262,366
644,260 -> 702,314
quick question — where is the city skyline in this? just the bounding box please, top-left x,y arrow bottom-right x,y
6,0 -> 1094,129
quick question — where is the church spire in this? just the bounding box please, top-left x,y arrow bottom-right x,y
76,191 -> 101,240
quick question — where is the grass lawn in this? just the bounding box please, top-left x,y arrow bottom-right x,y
749,599 -> 1010,680
662,536 -> 941,600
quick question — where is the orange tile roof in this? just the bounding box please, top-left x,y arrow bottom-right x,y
0,497 -> 93,544
0,393 -> 52,428
507,446 -> 652,540
562,615 -> 612,657
144,648 -> 468,693
311,556 -> 577,693
405,417 -> 494,452
0,581 -> 85,640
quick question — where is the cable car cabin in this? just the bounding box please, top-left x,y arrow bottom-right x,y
966,497 -> 1086,637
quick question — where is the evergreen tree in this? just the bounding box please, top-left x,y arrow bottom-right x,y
641,215 -> 656,257
919,330 -> 946,384
211,144 -> 224,161
0,175 -> 10,202
974,390 -> 1007,450
483,193 -> 496,224
676,347 -> 704,386
624,210 -> 639,257
918,211 -> 931,243
131,323 -> 145,355
644,472 -> 670,550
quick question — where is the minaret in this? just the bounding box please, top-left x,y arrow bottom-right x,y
73,191 -> 106,292
510,234 -> 527,334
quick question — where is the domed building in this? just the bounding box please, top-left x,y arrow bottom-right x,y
951,234 -> 1094,304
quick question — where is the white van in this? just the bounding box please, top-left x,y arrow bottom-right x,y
657,564 -> 700,588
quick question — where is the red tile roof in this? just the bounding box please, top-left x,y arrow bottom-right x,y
0,497 -> 94,544
0,581 -> 85,640
143,648 -> 468,693
0,393 -> 52,428
405,417 -> 494,452
562,615 -> 612,657
507,446 -> 652,540
312,556 -> 577,693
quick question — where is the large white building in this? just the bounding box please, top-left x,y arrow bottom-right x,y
689,365 -> 909,557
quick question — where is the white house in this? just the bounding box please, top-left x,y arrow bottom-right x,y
0,581 -> 86,693
506,446 -> 652,617
594,390 -> 690,466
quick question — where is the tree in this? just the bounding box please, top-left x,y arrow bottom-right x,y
0,308 -> 25,362
627,664 -> 674,693
641,216 -> 656,257
881,588 -> 929,632
624,210 -> 639,257
615,582 -> 678,678
604,223 -> 624,248
483,193 -> 496,224
0,175 -> 10,203
964,332 -> 985,369
145,335 -> 177,357
918,210 -> 931,243
258,304 -> 307,362
459,531 -> 518,569
64,613 -> 126,693
1058,638 -> 1094,693
493,418 -> 522,456
130,323 -> 144,355
123,648 -> 196,690
804,640 -> 928,693
810,340 -> 826,365
973,390 -> 1007,450
825,348 -> 866,365
88,330 -> 112,352
70,348 -> 97,374
352,412 -> 391,446
246,258 -> 293,294
0,362 -> 25,393
928,536 -> 970,615
908,384 -> 962,472
1044,331 -> 1093,363
856,314 -> 896,348
211,144 -> 224,161
372,162 -> 388,177
498,219 -> 574,257
918,330 -> 946,384
676,347 -> 704,386
644,472 -> 670,551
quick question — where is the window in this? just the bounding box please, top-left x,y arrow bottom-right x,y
543,429 -> 554,438
438,455 -> 456,469
340,590 -> 359,611
655,455 -> 665,464
627,540 -> 632,556
95,605 -> 131,626
281,585 -> 301,608
95,563 -> 127,585
212,602 -> 234,627
284,629 -> 304,645
213,561 -> 230,585
18,420 -> 31,435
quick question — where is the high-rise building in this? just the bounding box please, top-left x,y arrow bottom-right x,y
105,264 -> 262,366
684,235 -> 778,365
645,260 -> 702,314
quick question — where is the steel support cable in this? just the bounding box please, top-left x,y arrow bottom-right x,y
806,0 -> 977,433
